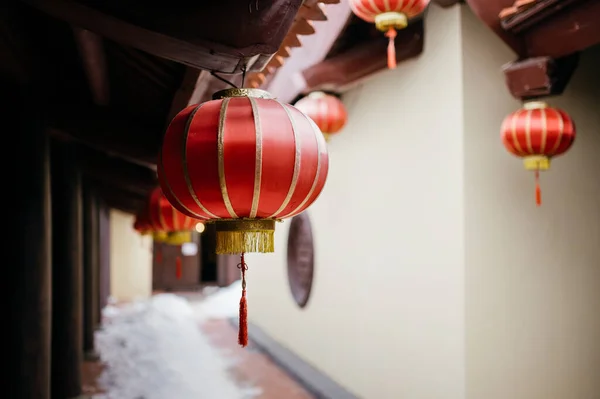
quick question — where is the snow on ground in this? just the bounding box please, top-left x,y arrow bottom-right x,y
194,279 -> 243,321
94,290 -> 258,399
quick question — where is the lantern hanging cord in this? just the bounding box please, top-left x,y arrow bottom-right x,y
210,71 -> 239,89
237,253 -> 249,347
241,65 -> 247,88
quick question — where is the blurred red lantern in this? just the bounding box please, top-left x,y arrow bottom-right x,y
148,187 -> 195,233
294,92 -> 347,142
148,187 -> 198,245
501,101 -> 575,206
133,211 -> 152,234
349,0 -> 430,69
159,88 -> 329,347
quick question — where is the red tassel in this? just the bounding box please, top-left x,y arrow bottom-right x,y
535,170 -> 542,207
385,27 -> 397,69
156,248 -> 162,263
238,253 -> 249,347
176,256 -> 182,280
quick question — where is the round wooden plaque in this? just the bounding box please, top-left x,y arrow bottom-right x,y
286,212 -> 314,308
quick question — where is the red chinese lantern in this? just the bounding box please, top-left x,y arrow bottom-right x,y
159,88 -> 329,346
294,92 -> 347,142
148,186 -> 200,245
349,0 -> 430,69
133,211 -> 152,234
501,101 -> 575,206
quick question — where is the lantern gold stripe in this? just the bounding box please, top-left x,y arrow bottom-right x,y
159,149 -> 208,220
217,98 -> 238,219
540,108 -> 548,153
548,108 -> 564,155
158,202 -> 168,231
182,104 -> 218,219
269,102 -> 301,218
525,109 -> 533,154
353,2 -> 374,20
368,0 -> 383,14
283,114 -> 323,218
172,206 -> 179,230
384,0 -> 391,12
249,97 -> 262,219
511,110 -> 525,155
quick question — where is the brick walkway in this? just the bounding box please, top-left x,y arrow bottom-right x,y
201,319 -> 315,399
81,318 -> 314,398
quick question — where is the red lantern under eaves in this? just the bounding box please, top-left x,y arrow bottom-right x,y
501,101 -> 575,206
349,0 -> 430,69
159,88 -> 329,348
159,88 -> 329,256
294,92 -> 347,142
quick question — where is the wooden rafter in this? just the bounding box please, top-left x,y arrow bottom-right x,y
22,0 -> 266,73
72,28 -> 109,106
300,20 -> 424,93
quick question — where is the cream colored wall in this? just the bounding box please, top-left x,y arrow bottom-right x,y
248,5 -> 600,399
109,209 -> 153,301
247,5 -> 467,399
462,6 -> 600,399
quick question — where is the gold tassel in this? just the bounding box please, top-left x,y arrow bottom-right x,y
216,230 -> 274,254
215,219 -> 276,254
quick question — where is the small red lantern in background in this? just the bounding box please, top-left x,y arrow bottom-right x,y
294,92 -> 347,142
349,0 -> 430,69
501,101 -> 576,206
148,187 -> 198,245
159,87 -> 329,347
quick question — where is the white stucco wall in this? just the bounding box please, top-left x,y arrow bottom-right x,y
109,209 -> 153,301
247,5 -> 466,398
247,4 -> 600,399
462,6 -> 600,398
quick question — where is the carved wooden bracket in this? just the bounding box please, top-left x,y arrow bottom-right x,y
502,53 -> 579,100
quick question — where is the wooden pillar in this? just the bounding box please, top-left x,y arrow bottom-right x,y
82,182 -> 99,358
6,84 -> 52,399
98,201 -> 111,321
50,140 -> 83,399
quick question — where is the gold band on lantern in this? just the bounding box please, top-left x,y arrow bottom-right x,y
153,231 -> 169,243
215,219 -> 276,254
523,101 -> 548,110
375,12 -> 408,31
163,231 -> 193,246
523,155 -> 551,171
212,88 -> 274,100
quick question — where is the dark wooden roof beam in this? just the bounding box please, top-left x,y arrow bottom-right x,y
300,21 -> 424,93
78,147 -> 157,197
72,27 -> 109,106
22,0 -> 267,73
46,105 -> 161,166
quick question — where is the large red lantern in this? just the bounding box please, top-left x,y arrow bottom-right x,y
159,88 -> 329,346
294,92 -> 347,142
349,0 -> 430,69
501,101 -> 575,206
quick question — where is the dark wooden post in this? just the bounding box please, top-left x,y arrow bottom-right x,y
6,85 -> 52,399
82,182 -> 99,359
98,200 -> 111,323
50,140 -> 83,399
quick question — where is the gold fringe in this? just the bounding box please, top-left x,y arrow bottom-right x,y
153,231 -> 169,243
163,231 -> 193,246
216,230 -> 275,254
